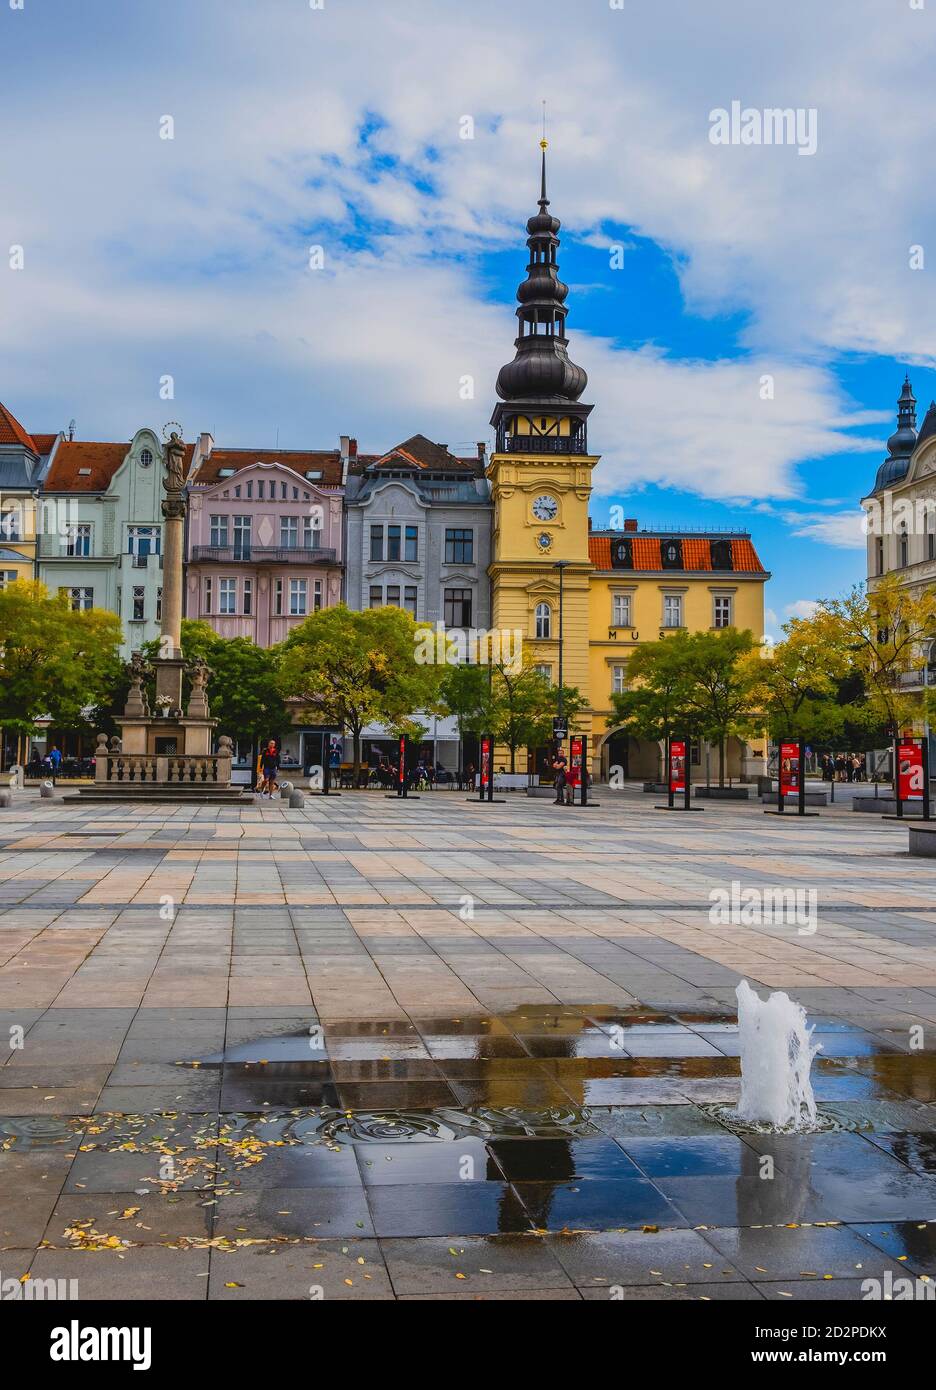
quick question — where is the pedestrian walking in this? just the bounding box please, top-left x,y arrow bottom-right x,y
259,740 -> 280,798
48,745 -> 62,785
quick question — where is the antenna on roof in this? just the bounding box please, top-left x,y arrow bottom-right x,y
275,427 -> 279,450
68,419 -> 76,442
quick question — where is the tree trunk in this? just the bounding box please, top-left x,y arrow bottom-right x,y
510,742 -> 516,774
352,727 -> 361,781
718,737 -> 726,788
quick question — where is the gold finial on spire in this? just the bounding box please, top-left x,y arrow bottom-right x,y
540,99 -> 548,151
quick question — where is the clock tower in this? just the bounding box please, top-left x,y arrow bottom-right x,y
487,142 -> 599,736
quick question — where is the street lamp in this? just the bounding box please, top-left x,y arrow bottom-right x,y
554,560 -> 569,720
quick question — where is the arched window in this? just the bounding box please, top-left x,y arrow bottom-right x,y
535,602 -> 551,639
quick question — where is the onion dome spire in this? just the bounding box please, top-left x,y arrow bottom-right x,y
495,141 -> 588,403
874,375 -> 919,491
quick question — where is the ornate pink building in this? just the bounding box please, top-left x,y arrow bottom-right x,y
185,443 -> 350,644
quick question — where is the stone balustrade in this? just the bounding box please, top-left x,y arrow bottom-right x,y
95,753 -> 233,786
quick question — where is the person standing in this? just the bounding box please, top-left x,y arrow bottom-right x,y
48,745 -> 62,785
552,748 -> 568,805
260,740 -> 280,798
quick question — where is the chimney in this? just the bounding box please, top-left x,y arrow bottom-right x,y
476,442 -> 486,462
623,518 -> 638,532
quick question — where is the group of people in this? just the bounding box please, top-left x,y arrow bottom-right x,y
820,752 -> 866,783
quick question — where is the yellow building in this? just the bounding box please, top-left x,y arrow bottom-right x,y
486,149 -> 769,781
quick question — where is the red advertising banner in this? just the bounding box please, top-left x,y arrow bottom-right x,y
898,739 -> 924,801
398,735 -> 405,787
779,742 -> 800,797
669,739 -> 687,794
568,735 -> 583,788
480,738 -> 490,788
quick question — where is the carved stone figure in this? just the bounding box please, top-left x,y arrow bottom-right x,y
165,431 -> 186,493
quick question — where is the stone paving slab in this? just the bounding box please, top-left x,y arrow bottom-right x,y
0,789 -> 934,1300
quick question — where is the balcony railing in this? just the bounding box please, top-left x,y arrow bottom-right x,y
190,545 -> 337,564
495,433 -> 586,455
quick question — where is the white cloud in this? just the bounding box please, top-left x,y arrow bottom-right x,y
784,599 -> 820,620
786,509 -> 868,549
1,0 -> 930,495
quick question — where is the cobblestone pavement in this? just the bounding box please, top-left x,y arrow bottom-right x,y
0,787 -> 934,1300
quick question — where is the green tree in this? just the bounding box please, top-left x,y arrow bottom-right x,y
816,575 -> 936,740
0,580 -> 123,743
277,604 -> 445,778
679,628 -> 759,786
742,617 -> 850,746
609,636 -> 706,750
491,656 -> 585,773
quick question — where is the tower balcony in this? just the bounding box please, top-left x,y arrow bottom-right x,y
495,428 -> 588,456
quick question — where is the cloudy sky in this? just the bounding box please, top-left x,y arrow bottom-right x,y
3,0 -> 935,630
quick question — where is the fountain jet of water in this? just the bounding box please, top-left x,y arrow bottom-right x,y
735,980 -> 820,1131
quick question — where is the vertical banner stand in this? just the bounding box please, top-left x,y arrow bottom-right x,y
387,734 -> 418,799
469,735 -> 504,803
656,734 -> 701,810
924,736 -> 932,822
312,729 -> 342,797
570,733 -> 598,807
768,737 -> 817,815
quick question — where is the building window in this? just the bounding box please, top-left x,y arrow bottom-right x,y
404,585 -> 417,616
60,586 -> 93,611
313,579 -> 322,612
204,577 -> 212,613
274,579 -> 283,616
257,480 -> 265,500
156,587 -> 162,621
65,523 -> 92,557
386,585 -> 401,607
535,663 -> 552,682
611,593 -> 631,627
233,516 -> 251,559
369,524 -> 384,562
139,448 -> 153,468
369,585 -> 382,608
243,579 -> 252,615
875,536 -> 885,575
404,526 -> 418,562
280,516 -> 299,548
713,595 -> 733,628
219,578 -> 236,615
663,594 -> 683,628
928,517 -> 936,562
303,516 -> 322,550
0,506 -> 21,542
387,525 -> 401,561
128,526 -> 160,563
445,588 -> 473,628
0,570 -> 18,590
535,602 -> 551,639
289,578 -> 307,616
445,528 -> 473,564
132,586 -> 145,621
899,525 -> 909,568
210,515 -> 229,548
612,665 -> 627,694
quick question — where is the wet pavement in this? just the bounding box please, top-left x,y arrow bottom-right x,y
0,789 -> 934,1298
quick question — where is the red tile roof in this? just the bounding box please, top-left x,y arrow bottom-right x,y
43,441 -> 130,492
192,448 -> 344,487
0,401 -> 36,452
30,433 -> 59,455
588,532 -> 766,573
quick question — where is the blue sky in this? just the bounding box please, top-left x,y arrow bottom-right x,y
4,0 -> 936,633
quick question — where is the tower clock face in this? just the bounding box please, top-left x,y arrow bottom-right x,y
532,494 -> 558,521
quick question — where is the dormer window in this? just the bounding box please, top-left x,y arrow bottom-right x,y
139,449 -> 153,468
661,540 -> 683,570
710,538 -> 733,571
610,538 -> 633,569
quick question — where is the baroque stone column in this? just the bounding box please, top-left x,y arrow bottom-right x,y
154,430 -> 186,707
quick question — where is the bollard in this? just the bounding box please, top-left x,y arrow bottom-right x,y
288,790 -> 305,809
278,780 -> 294,800
40,781 -> 56,799
0,790 -> 11,808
